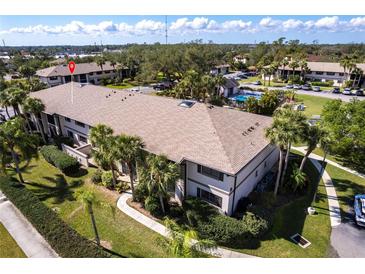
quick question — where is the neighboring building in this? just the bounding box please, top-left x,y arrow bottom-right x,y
278,61 -> 365,87
29,83 -> 278,216
211,64 -> 230,76
219,78 -> 240,97
36,62 -> 130,87
233,55 -> 248,64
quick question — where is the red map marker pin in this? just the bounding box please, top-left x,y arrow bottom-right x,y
68,61 -> 76,74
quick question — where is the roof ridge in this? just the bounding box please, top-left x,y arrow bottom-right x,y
204,105 -> 235,174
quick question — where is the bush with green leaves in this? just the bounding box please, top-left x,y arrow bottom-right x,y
40,145 -> 80,174
144,196 -> 162,217
310,81 -> 334,87
0,180 -> 110,258
91,169 -> 103,184
115,181 -> 130,193
241,211 -> 270,238
53,136 -> 74,149
134,181 -> 149,203
101,171 -> 114,188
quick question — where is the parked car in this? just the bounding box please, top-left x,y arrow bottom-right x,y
343,88 -> 352,95
239,74 -> 248,79
354,194 -> 365,227
234,76 -> 242,81
293,84 -> 301,89
252,80 -> 262,85
355,88 -> 364,96
313,86 -> 321,92
301,84 -> 312,90
332,87 -> 341,93
285,84 -> 294,89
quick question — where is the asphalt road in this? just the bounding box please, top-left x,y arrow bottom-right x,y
331,217 -> 365,258
241,83 -> 365,102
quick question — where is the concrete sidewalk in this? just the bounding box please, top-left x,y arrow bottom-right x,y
116,192 -> 256,258
0,191 -> 59,258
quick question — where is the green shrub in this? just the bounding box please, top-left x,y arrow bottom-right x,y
310,81 -> 333,87
53,136 -> 74,149
0,180 -> 110,258
115,181 -> 130,193
242,212 -> 269,238
101,171 -> 114,188
144,196 -> 161,217
134,182 -> 149,203
40,145 -> 80,174
198,215 -> 249,245
91,169 -> 103,184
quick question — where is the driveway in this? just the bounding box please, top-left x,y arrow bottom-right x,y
331,217 -> 365,258
241,83 -> 365,102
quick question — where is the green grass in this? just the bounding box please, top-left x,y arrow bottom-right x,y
325,164 -> 365,219
11,156 -> 170,258
106,82 -> 136,90
295,94 -> 334,117
312,147 -> 343,165
233,158 -> 331,257
239,76 -> 286,87
0,223 -> 26,258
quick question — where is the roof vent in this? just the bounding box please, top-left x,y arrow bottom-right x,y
178,100 -> 195,108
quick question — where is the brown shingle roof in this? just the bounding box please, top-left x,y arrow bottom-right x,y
36,62 -> 117,77
282,61 -> 365,74
31,83 -> 273,175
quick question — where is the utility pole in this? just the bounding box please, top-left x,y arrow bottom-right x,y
165,15 -> 168,45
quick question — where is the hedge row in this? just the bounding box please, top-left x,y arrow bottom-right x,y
40,145 -> 80,174
0,180 -> 110,258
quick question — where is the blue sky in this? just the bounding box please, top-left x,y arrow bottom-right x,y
0,15 -> 364,46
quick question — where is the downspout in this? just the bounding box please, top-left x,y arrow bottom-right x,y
230,175 -> 238,216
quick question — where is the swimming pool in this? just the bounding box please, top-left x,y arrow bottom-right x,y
229,92 -> 262,103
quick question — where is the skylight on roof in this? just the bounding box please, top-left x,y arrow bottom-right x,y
178,100 -> 195,108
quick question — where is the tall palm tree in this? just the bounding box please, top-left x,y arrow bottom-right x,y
115,134 -> 144,201
163,218 -> 215,258
298,59 -> 309,81
299,125 -> 322,172
89,124 -> 118,188
351,67 -> 363,88
22,97 -> 47,143
0,117 -> 39,184
143,154 -> 179,214
0,89 -> 12,119
3,87 -> 28,116
288,60 -> 299,83
340,55 -> 356,85
280,58 -> 289,79
96,56 -> 106,71
75,189 -> 101,245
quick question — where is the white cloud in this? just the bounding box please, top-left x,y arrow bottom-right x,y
1,16 -> 365,37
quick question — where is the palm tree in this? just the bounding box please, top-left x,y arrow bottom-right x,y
265,104 -> 308,196
110,60 -> 116,69
299,125 -> 322,172
280,58 -> 289,79
0,117 -> 39,184
3,87 -> 28,116
298,59 -> 309,81
288,60 -> 299,83
142,154 -> 179,214
351,67 -> 363,88
290,164 -> 306,192
340,55 -> 356,85
96,56 -> 106,71
22,97 -> 47,143
0,89 -> 12,119
75,189 -> 101,245
115,134 -> 144,201
89,124 -> 118,188
163,218 -> 215,258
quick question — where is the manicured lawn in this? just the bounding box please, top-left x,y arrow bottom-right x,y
0,223 -> 26,258
312,147 -> 343,165
325,164 -> 365,220
106,82 -> 136,90
12,156 -> 170,258
295,94 -> 334,118
232,158 -> 331,257
239,76 -> 286,87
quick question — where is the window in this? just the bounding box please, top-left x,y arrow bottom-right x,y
264,161 -> 267,168
79,135 -> 87,143
178,100 -> 195,108
50,76 -> 58,81
96,71 -> 102,75
339,73 -> 344,76
75,121 -> 85,128
88,72 -> 94,76
104,70 -> 110,74
326,72 -> 335,76
197,165 -> 224,181
65,117 -> 71,122
67,130 -> 74,139
197,188 -> 222,208
315,71 -> 324,75
47,114 -> 55,125
255,170 -> 258,177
